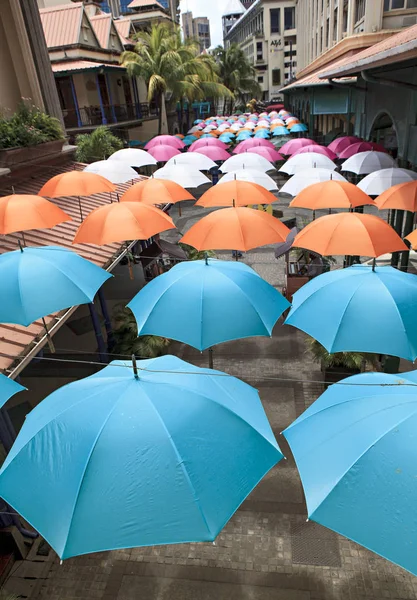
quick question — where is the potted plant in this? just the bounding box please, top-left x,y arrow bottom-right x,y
75,126 -> 123,163
112,305 -> 170,358
306,337 -> 378,385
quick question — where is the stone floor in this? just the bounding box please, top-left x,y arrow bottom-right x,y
4,186 -> 417,600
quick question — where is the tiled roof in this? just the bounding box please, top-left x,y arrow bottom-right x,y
51,60 -> 124,73
39,3 -> 83,48
128,0 -> 165,8
321,23 -> 417,78
115,17 -> 135,45
0,163 -> 145,374
89,13 -> 112,48
281,52 -> 358,91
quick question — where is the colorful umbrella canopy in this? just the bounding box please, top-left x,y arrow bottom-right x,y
39,171 -> 115,198
339,142 -> 387,160
292,145 -> 337,160
128,259 -> 290,350
0,195 -> 71,234
193,146 -> 230,161
283,368 -> 417,576
0,374 -> 26,410
147,145 -> 181,162
166,153 -> 216,171
246,147 -> 283,162
254,130 -> 270,139
182,136 -> 198,146
220,154 -> 275,173
328,136 -> 362,155
341,151 -> 396,175
233,139 -> 274,154
294,212 -> 407,257
280,169 -> 347,196
218,169 -> 278,191
121,179 -> 194,205
271,127 -> 290,136
288,124 -> 308,132
376,181 -> 417,212
181,207 -> 290,251
83,161 -> 139,184
279,138 -> 318,155
189,139 -> 227,151
286,264 -> 417,359
0,355 -> 282,559
153,165 -> 210,188
406,228 -> 417,248
108,148 -> 157,167
144,135 -> 185,150
0,246 -> 111,326
280,153 -> 337,175
196,180 -> 276,207
289,180 -> 374,210
358,168 -> 417,195
73,202 -> 175,245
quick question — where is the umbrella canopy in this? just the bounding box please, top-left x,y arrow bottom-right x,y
288,124 -> 308,132
147,145 -> 181,162
289,180 -> 374,210
39,171 -> 116,197
341,151 -> 396,175
181,207 -> 290,251
283,368 -> 417,576
280,169 -> 347,196
196,180 -> 276,207
286,264 -> 417,359
192,146 -> 230,161
189,139 -> 227,151
272,127 -> 290,136
279,138 -> 318,155
376,181 -> 417,212
236,131 -> 253,141
254,130 -> 270,139
0,195 -> 71,234
182,135 -> 198,146
358,168 -> 417,195
83,161 -> 139,184
292,145 -> 337,160
121,178 -> 194,205
233,139 -> 274,154
128,259 -> 290,350
73,203 -> 175,245
0,374 -> 26,410
406,228 -> 417,248
153,165 -> 210,188
293,212 -> 407,257
0,355 -> 282,559
279,153 -> 336,175
246,147 -> 283,162
218,169 -> 278,191
108,148 -> 157,167
0,246 -> 111,326
328,136 -> 362,154
145,135 -> 185,150
220,154 -> 275,173
166,153 -> 216,171
339,142 -> 387,160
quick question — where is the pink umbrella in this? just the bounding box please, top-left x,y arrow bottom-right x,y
246,147 -> 283,162
338,141 -> 387,160
193,146 -> 230,161
292,144 -> 337,160
189,138 -> 228,151
233,138 -> 275,154
328,136 -> 362,155
147,145 -> 181,162
280,138 -> 318,156
145,135 -> 185,150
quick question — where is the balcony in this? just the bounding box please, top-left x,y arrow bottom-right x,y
62,102 -> 158,130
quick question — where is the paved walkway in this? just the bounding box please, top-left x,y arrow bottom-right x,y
5,189 -> 417,600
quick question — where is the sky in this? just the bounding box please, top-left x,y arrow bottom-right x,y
179,0 -> 224,48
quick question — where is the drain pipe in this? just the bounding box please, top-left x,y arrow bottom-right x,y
361,70 -> 417,91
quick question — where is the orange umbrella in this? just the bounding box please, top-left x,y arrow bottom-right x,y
290,181 -> 375,210
0,194 -> 71,235
375,181 -> 417,212
181,207 -> 290,251
176,134 -> 185,139
254,126 -> 268,132
405,229 -> 417,248
39,171 -> 116,221
196,181 -> 276,208
287,121 -> 300,129
121,179 -> 195,205
294,213 -> 407,257
73,202 -> 175,245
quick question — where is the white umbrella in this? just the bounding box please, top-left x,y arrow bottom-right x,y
217,124 -> 229,132
357,168 -> 417,195
230,123 -> 243,131
166,153 -> 216,171
218,169 -> 278,191
153,165 -> 211,188
341,151 -> 397,175
108,148 -> 157,168
280,169 -> 347,196
188,126 -> 200,133
220,154 -> 276,173
279,153 -> 336,175
244,122 -> 256,129
83,160 -> 139,184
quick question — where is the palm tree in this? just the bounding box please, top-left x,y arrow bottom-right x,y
213,44 -> 261,114
112,305 -> 170,358
75,126 -> 123,163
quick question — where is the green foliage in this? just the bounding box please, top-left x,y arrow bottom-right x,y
75,126 -> 123,163
306,337 -> 378,370
112,305 -> 170,358
212,45 -> 261,109
179,244 -> 216,261
0,103 -> 64,150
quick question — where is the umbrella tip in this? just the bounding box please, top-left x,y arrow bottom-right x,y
18,239 -> 24,253
204,252 -> 209,265
132,354 -> 139,379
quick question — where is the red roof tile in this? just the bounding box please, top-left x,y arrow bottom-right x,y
39,3 -> 83,48
89,13 -> 112,48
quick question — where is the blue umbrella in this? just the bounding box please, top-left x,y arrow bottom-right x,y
0,355 -> 283,559
272,127 -> 290,136
0,375 -> 25,410
194,119 -> 204,124
285,264 -> 417,360
182,135 -> 197,146
236,132 -> 253,141
284,369 -> 417,576
0,246 -> 112,327
254,130 -> 270,139
290,124 -> 308,133
128,259 -> 290,351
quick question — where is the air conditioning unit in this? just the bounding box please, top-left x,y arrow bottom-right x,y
403,16 -> 417,27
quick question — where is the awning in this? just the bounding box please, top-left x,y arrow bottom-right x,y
51,61 -> 125,75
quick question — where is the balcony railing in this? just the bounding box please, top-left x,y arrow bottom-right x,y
62,102 -> 158,129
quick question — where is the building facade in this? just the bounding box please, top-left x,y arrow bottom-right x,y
222,0 -> 246,43
224,0 -> 297,100
182,11 -> 211,51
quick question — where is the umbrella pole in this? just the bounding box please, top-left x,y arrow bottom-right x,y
208,347 -> 214,369
132,353 -> 139,379
178,202 -> 182,217
78,196 -> 84,222
21,231 -> 26,247
42,318 -> 55,353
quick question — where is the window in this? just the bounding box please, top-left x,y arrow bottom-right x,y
384,0 -> 417,7
256,41 -> 263,60
272,68 -> 281,86
284,7 -> 295,30
258,75 -> 264,83
270,8 -> 280,34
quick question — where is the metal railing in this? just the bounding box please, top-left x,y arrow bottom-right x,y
62,102 -> 158,129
